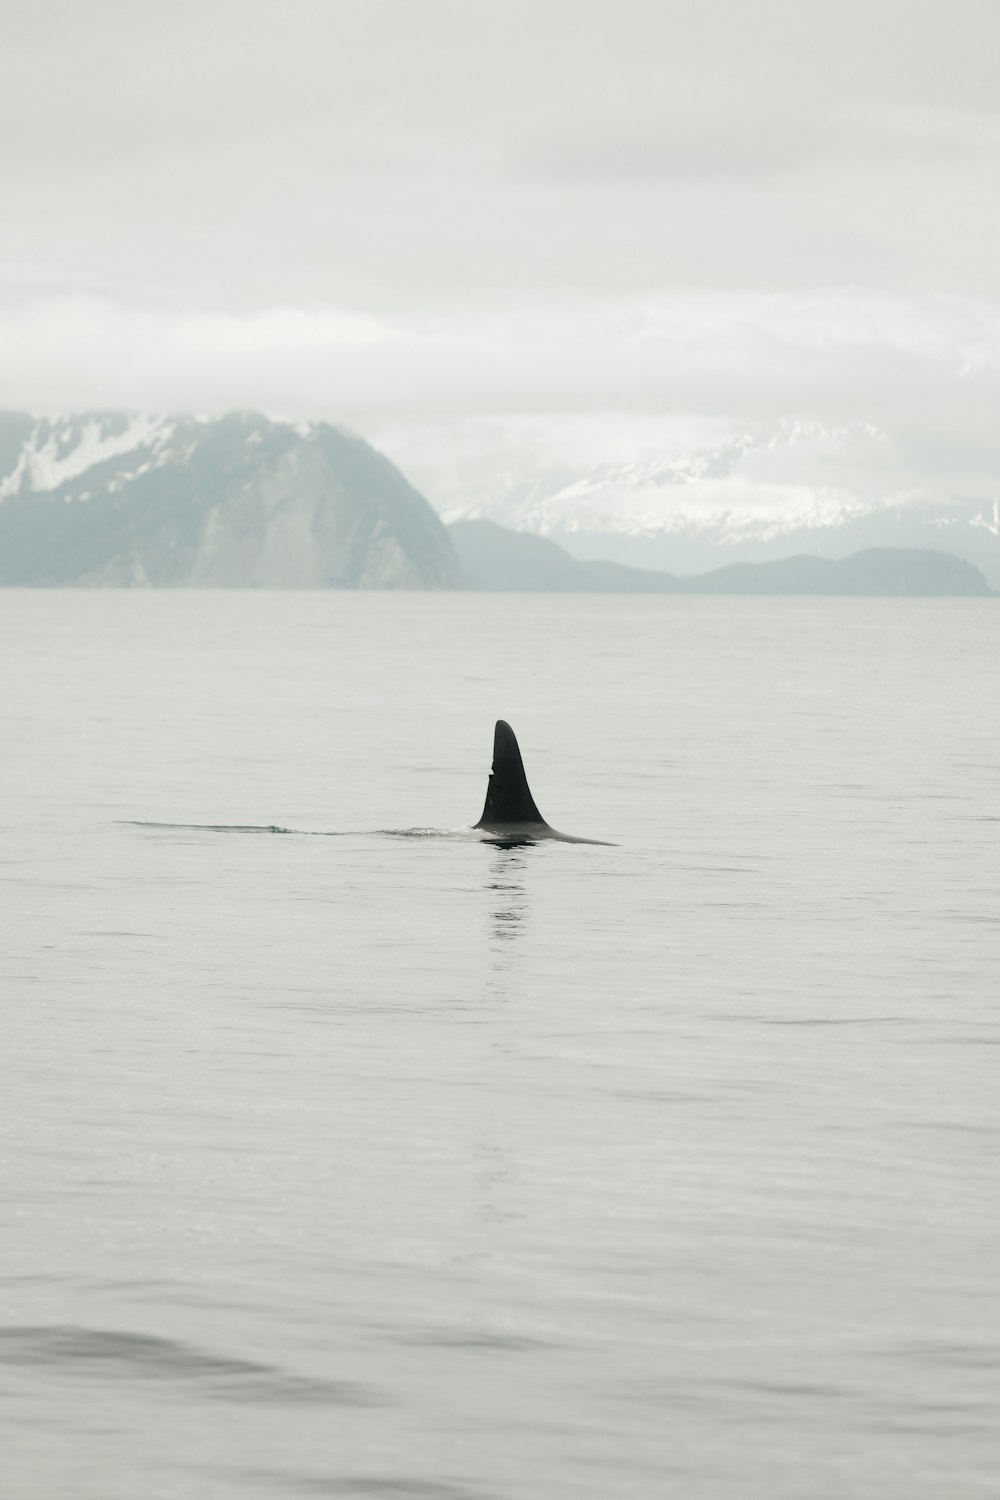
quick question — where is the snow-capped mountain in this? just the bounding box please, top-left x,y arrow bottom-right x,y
0,412 -> 186,501
0,412 -> 460,588
443,420 -> 1000,583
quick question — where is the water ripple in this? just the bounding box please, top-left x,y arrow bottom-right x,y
251,1478 -> 493,1500
0,1326 -> 382,1406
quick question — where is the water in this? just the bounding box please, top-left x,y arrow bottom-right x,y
2,590 -> 999,1499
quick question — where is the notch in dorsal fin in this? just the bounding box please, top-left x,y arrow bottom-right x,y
474,720 -> 547,829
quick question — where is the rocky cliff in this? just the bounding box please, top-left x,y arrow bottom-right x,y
0,412 -> 460,589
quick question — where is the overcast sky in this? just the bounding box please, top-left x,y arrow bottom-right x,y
2,0 -> 999,502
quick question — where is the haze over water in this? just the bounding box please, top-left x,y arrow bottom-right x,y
3,591 -> 999,1499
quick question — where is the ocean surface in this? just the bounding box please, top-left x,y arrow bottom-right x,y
2,590 -> 999,1500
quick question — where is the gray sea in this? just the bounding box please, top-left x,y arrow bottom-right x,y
3,590 -> 999,1500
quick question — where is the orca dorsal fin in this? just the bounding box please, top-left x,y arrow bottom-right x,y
475,720 -> 547,829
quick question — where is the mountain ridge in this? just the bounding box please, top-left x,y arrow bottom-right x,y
0,411 -> 460,589
2,409 -> 995,596
442,419 -> 1000,587
449,518 -> 995,597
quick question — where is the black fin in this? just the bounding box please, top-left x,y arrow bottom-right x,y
475,720 -> 547,828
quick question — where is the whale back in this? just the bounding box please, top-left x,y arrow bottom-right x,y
475,720 -> 547,829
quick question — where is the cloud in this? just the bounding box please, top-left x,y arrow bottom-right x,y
2,288 -> 996,425
2,0 -> 1000,513
3,0 -> 1000,309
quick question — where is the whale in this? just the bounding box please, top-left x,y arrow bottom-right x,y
474,720 -> 612,845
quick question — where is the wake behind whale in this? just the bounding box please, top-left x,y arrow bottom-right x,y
128,721 -> 612,847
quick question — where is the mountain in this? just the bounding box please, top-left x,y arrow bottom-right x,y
682,550 -> 994,597
443,420 -> 1000,588
0,412 -> 460,588
450,519 -> 676,592
450,519 -> 994,596
4,412 -> 994,597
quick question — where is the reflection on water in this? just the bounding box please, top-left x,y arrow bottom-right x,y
474,851 -> 530,1237
486,847 -> 531,952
